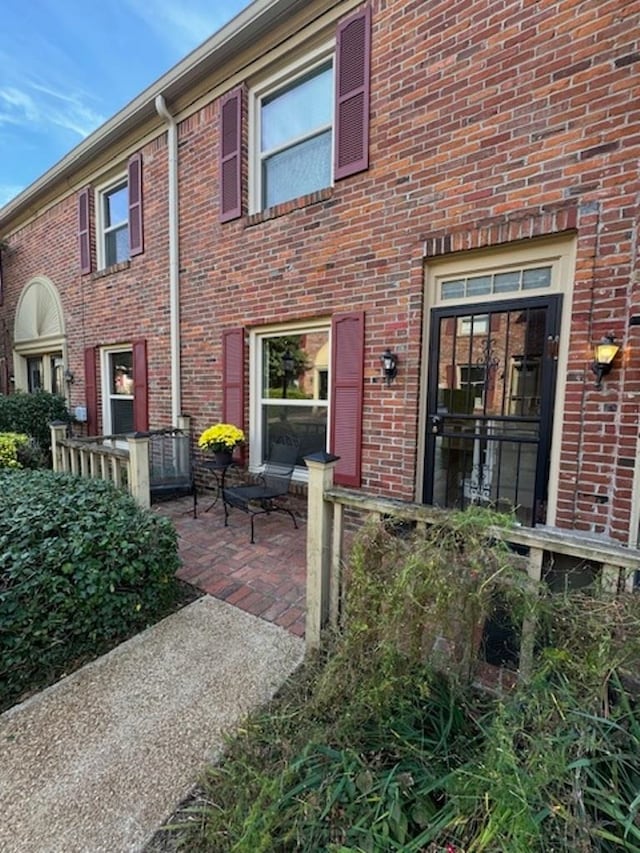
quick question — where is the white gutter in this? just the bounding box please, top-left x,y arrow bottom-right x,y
155,94 -> 181,426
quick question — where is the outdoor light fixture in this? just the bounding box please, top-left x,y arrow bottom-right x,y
64,368 -> 75,384
282,350 -> 295,399
381,348 -> 398,385
591,334 -> 619,389
282,350 -> 295,375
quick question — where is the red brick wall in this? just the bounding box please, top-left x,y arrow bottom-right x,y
2,0 -> 639,540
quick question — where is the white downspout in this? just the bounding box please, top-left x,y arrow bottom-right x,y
155,94 -> 181,426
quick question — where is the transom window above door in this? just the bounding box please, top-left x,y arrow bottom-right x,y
251,53 -> 334,211
441,266 -> 552,301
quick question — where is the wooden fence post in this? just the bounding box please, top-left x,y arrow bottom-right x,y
128,433 -> 151,508
49,421 -> 67,473
304,451 -> 340,651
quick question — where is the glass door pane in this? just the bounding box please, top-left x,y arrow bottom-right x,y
425,296 -> 560,525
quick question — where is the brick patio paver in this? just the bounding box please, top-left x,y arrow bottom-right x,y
154,495 -> 307,637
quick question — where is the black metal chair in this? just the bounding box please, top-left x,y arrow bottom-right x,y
222,434 -> 299,543
148,428 -> 197,518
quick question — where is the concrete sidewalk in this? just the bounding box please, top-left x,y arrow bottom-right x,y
0,597 -> 305,853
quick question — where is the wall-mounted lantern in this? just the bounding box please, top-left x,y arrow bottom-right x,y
64,368 -> 75,385
380,349 -> 398,385
591,334 -> 619,389
282,350 -> 294,399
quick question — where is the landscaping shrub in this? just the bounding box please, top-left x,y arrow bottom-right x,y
0,469 -> 181,710
0,390 -> 70,453
0,432 -> 29,468
158,512 -> 640,853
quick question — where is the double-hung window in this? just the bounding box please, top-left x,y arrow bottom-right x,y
250,53 -> 334,212
100,179 -> 129,268
256,57 -> 334,210
251,324 -> 330,469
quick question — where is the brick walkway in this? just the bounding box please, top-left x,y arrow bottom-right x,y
154,493 -> 307,638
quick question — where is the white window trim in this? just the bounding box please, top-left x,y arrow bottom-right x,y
248,42 -> 335,214
95,173 -> 128,270
249,318 -> 331,481
13,275 -> 69,396
100,345 -> 133,439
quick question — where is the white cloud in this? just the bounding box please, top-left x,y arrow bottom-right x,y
0,87 -> 39,123
0,83 -> 104,140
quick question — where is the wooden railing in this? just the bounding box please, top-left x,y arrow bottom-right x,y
304,454 -> 640,667
50,422 -> 151,507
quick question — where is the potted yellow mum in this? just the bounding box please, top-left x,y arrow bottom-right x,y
197,423 -> 245,465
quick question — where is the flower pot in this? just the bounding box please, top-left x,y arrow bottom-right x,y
213,450 -> 233,466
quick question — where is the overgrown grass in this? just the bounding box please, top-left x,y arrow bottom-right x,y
154,511 -> 640,852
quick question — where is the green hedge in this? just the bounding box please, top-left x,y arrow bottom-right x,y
0,390 -> 70,451
0,470 -> 181,710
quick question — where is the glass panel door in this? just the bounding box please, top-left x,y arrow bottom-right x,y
108,351 -> 134,435
27,357 -> 43,392
423,296 -> 561,525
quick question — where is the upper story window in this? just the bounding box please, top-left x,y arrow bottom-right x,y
100,179 -> 129,268
250,52 -> 334,212
257,59 -> 334,210
78,152 -> 143,274
220,5 -> 371,222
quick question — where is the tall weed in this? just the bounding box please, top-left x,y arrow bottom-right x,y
158,513 -> 640,852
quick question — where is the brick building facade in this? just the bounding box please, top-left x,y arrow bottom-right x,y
1,0 -> 639,544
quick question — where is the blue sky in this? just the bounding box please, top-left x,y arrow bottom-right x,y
0,0 -> 250,208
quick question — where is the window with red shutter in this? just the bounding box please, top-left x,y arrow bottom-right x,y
334,5 -> 371,180
330,311 -> 365,487
246,6 -> 371,213
128,153 -> 144,257
78,188 -> 92,274
220,88 -> 243,222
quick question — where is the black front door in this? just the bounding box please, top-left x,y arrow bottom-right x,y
423,296 -> 561,525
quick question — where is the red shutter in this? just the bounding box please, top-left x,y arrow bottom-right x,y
334,5 -> 371,181
0,245 -> 4,306
128,153 -> 144,257
132,339 -> 149,432
84,347 -> 97,434
220,88 -> 243,222
78,188 -> 92,274
222,327 -> 245,429
330,311 -> 365,487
